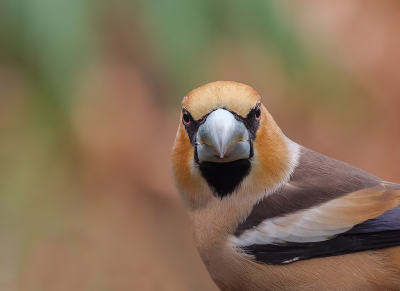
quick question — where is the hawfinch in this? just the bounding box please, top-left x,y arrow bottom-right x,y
172,81 -> 400,291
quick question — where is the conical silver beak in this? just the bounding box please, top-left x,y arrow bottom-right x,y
196,109 -> 250,163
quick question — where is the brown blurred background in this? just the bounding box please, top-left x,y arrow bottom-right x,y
1,1 -> 400,290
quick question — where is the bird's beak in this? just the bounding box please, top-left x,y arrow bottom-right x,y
196,109 -> 250,163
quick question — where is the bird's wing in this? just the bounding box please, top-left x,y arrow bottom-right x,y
233,147 -> 400,264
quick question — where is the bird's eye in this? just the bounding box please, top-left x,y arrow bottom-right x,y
255,107 -> 261,120
183,111 -> 191,125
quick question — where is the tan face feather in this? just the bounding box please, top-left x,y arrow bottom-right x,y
247,104 -> 292,195
172,117 -> 214,208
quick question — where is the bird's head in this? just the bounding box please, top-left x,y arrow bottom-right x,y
172,81 -> 296,208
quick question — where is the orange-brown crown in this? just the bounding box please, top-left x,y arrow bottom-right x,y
183,81 -> 261,120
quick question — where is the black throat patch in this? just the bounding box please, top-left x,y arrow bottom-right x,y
197,155 -> 252,199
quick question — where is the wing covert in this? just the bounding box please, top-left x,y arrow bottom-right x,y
233,147 -> 400,264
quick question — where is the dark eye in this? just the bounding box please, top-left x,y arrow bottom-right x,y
183,111 -> 191,125
255,107 -> 261,120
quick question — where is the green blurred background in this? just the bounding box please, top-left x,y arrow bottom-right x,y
1,1 -> 400,290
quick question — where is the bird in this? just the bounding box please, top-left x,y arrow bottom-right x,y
171,81 -> 400,291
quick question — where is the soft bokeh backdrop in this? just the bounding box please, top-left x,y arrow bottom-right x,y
1,1 -> 400,290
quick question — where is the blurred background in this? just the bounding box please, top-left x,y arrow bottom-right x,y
1,0 -> 400,290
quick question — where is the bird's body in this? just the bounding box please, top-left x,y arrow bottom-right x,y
172,81 -> 400,291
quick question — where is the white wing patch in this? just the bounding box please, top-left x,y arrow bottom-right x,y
233,209 -> 352,247
231,191 -> 373,247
